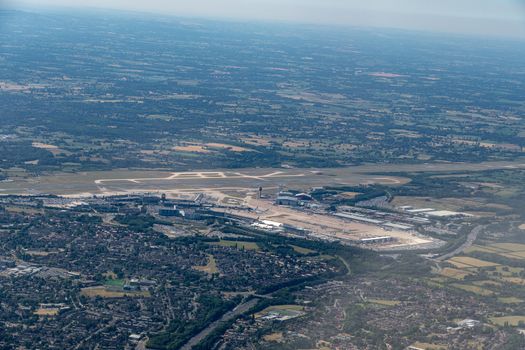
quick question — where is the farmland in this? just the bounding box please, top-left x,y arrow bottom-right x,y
447,256 -> 499,268
465,243 -> 525,261
450,283 -> 494,296
1,7 -> 525,350
432,238 -> 525,317
1,11 -> 525,175
438,267 -> 473,280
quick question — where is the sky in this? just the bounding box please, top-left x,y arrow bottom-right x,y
5,0 -> 525,38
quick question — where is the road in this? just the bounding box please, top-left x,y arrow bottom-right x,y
435,225 -> 484,262
179,298 -> 259,350
73,316 -> 118,350
337,255 -> 352,276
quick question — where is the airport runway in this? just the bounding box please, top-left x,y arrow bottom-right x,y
1,160 -> 524,196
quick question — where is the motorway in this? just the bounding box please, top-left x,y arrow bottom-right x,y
435,225 -> 484,262
179,298 -> 259,350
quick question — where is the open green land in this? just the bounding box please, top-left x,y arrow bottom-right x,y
290,245 -> 316,254
211,240 -> 260,251
193,254 -> 219,275
490,316 -> 525,327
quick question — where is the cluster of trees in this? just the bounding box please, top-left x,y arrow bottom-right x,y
146,294 -> 239,350
115,214 -> 166,231
0,142 -> 56,170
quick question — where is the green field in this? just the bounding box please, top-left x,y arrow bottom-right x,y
290,245 -> 316,254
489,243 -> 525,252
437,245 -> 525,304
451,283 -> 495,296
193,254 -> 219,274
104,279 -> 125,287
367,299 -> 401,307
464,245 -> 507,254
439,268 -> 473,280
447,256 -> 499,268
211,240 -> 260,251
466,243 -> 525,261
81,287 -> 150,298
498,297 -> 524,304
490,316 -> 525,327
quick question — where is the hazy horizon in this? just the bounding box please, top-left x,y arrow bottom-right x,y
5,0 -> 525,39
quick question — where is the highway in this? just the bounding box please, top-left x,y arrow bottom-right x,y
435,225 -> 484,262
179,298 -> 259,350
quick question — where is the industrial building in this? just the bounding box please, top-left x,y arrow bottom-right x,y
360,236 -> 394,244
295,193 -> 313,201
159,208 -> 181,217
383,222 -> 413,231
334,212 -> 383,224
252,220 -> 284,232
276,196 -> 300,206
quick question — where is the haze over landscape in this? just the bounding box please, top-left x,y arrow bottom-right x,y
7,0 -> 525,38
1,1 -> 525,350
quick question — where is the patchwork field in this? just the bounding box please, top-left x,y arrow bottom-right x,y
464,245 -> 507,254
451,283 -> 494,296
173,144 -> 213,154
490,243 -> 525,252
447,256 -> 499,268
465,243 -> 525,261
438,267 -> 473,280
437,242 -> 525,303
472,280 -> 502,288
502,251 -> 525,259
501,277 -> 525,286
494,266 -> 524,278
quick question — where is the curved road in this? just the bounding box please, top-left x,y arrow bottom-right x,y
435,225 -> 484,262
